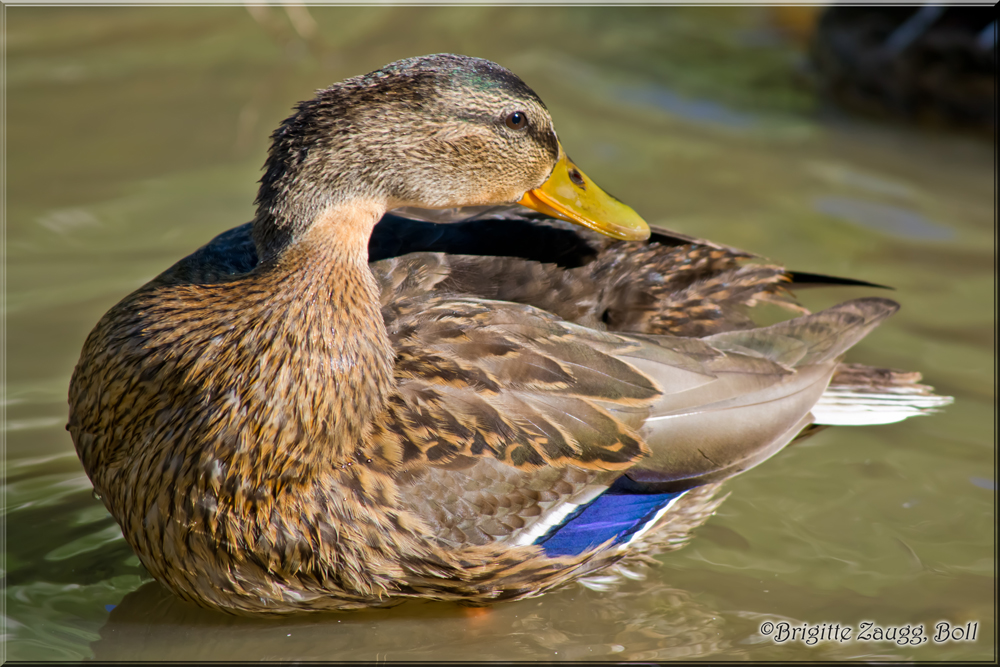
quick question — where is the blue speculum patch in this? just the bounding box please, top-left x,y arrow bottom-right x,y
534,477 -> 687,557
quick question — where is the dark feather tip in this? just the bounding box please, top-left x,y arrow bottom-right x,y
785,271 -> 894,290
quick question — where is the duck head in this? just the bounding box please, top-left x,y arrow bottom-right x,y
252,54 -> 650,260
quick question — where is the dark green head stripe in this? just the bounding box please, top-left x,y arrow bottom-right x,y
372,54 -> 546,109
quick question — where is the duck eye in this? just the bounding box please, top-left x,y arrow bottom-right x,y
504,111 -> 528,131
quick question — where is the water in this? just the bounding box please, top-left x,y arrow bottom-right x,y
4,6 -> 994,661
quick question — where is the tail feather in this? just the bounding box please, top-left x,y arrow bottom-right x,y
813,385 -> 954,426
815,361 -> 953,426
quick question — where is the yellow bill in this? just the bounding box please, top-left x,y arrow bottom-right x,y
518,145 -> 650,242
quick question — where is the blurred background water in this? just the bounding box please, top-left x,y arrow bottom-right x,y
3,5 -> 994,662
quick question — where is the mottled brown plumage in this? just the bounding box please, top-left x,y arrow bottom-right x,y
68,54 -> 949,615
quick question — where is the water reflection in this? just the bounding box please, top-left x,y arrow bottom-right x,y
814,195 -> 955,241
92,579 -> 733,661
617,82 -> 759,130
88,557 -> 980,662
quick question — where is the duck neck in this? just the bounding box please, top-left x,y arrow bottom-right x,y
250,198 -> 394,466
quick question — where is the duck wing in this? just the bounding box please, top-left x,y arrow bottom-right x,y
371,211 -> 947,426
376,294 -> 899,554
376,296 -> 659,471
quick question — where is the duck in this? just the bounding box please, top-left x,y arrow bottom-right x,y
68,53 -> 950,615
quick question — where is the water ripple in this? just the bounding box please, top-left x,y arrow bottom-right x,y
814,196 -> 955,241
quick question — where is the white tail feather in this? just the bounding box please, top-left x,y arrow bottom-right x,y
812,386 -> 954,426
